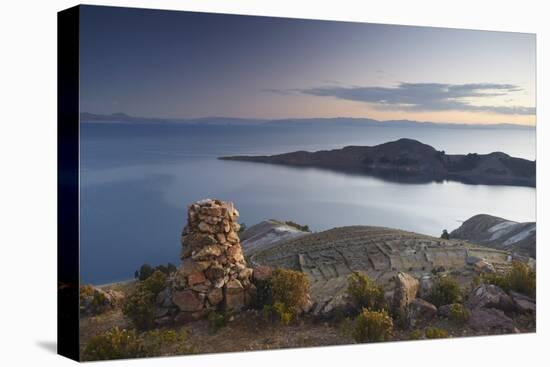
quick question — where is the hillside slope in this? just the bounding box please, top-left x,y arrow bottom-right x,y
450,214 -> 536,258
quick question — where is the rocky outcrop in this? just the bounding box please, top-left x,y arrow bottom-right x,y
220,139 -> 535,187
466,284 -> 515,312
80,285 -> 124,315
240,220 -> 310,256
392,272 -> 419,314
163,199 -> 256,322
451,214 -> 536,258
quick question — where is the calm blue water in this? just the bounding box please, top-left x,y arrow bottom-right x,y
80,123 -> 536,284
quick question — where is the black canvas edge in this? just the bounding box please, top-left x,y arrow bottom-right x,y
58,5 -> 80,362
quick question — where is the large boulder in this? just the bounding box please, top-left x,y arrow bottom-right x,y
172,289 -> 205,312
466,284 -> 515,312
408,298 -> 437,327
509,291 -> 536,313
224,279 -> 245,311
392,272 -> 419,313
469,308 -> 518,333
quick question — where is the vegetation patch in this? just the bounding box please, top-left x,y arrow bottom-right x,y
134,263 -> 176,281
352,309 -> 393,343
263,268 -> 310,325
429,276 -> 463,307
448,303 -> 470,325
425,327 -> 449,339
347,272 -> 387,312
474,261 -> 536,297
82,327 -> 194,361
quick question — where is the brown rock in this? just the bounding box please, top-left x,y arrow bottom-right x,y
180,258 -> 208,276
216,233 -> 227,244
408,298 -> 437,327
207,288 -> 224,306
253,265 -> 273,282
226,244 -> 244,262
467,284 -> 515,312
226,230 -> 240,244
238,268 -> 253,281
201,206 -> 223,217
205,264 -> 225,281
182,232 -> 218,248
469,308 -> 517,333
187,271 -> 206,286
172,290 -> 205,312
192,244 -> 223,260
198,221 -> 214,233
509,291 -> 536,313
392,272 -> 419,313
224,279 -> 245,311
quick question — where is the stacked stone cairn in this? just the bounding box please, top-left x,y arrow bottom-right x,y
166,199 -> 256,322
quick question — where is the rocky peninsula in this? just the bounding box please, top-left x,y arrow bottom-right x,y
219,138 -> 535,187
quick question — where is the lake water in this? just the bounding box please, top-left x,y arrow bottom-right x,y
80,123 -> 536,284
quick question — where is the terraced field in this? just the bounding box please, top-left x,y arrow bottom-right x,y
249,226 -> 512,315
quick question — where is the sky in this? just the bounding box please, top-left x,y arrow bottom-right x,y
80,5 -> 536,125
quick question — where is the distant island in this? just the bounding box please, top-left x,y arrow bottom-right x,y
219,139 -> 536,187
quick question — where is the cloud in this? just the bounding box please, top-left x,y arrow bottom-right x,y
288,82 -> 535,115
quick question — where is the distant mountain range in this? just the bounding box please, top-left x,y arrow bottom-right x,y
80,112 -> 534,130
220,138 -> 536,187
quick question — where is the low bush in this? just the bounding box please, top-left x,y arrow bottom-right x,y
284,220 -> 310,232
207,311 -> 230,332
429,276 -> 463,307
352,309 -> 393,343
425,327 -> 449,339
135,263 -> 177,281
409,329 -> 423,340
122,287 -> 155,330
347,272 -> 387,312
142,270 -> 168,296
256,268 -> 310,325
82,327 -> 194,361
448,303 -> 470,325
474,261 -> 536,297
83,327 -> 146,361
270,269 -> 309,314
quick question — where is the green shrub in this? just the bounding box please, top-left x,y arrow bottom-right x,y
136,263 -> 177,281
141,329 -> 195,356
142,270 -> 167,296
137,264 -> 154,281
83,327 -> 146,361
284,220 -> 310,232
352,308 -> 393,343
270,269 -> 310,315
506,261 -> 536,297
347,272 -> 387,312
474,261 -> 536,297
448,303 -> 470,325
409,329 -> 423,340
123,287 -> 155,330
82,327 -> 194,361
430,276 -> 463,307
425,327 -> 449,339
207,311 -> 230,332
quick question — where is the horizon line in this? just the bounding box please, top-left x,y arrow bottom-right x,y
80,111 -> 536,128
